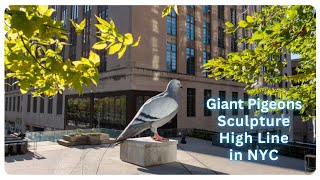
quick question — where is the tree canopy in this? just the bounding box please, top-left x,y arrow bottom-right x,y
4,5 -> 140,97
202,5 -> 316,120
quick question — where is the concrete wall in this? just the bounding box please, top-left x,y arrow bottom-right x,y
5,91 -> 65,132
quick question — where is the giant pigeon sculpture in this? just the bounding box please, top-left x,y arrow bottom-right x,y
115,79 -> 182,144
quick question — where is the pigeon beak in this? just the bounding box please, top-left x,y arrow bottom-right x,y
179,84 -> 183,88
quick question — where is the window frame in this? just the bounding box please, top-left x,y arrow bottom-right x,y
187,88 -> 196,117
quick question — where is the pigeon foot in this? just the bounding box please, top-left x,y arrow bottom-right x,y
153,133 -> 168,142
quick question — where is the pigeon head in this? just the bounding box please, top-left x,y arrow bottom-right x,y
166,79 -> 182,96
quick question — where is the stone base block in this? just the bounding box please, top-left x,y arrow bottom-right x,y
120,137 -> 177,167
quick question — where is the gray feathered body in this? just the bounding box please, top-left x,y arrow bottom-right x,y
115,80 -> 181,143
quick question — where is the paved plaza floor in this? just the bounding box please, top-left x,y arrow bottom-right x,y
5,137 -> 306,175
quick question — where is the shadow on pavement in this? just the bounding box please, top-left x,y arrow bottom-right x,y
5,152 -> 46,163
137,161 -> 228,175
175,137 -> 305,171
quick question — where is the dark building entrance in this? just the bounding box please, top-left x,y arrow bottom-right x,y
65,90 -> 177,130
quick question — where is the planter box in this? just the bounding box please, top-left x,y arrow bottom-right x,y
88,133 -> 110,145
63,135 -> 88,145
60,133 -> 110,146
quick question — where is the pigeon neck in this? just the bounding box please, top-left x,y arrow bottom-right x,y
166,89 -> 179,101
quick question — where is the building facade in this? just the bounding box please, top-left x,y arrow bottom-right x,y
5,5 -> 294,141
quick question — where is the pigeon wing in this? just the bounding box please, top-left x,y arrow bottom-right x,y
115,95 -> 178,142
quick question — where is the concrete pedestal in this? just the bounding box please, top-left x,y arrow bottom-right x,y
120,137 -> 177,167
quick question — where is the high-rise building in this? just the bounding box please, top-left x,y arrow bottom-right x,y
5,5 -> 293,140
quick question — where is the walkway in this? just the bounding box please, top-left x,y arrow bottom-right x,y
5,137 -> 306,175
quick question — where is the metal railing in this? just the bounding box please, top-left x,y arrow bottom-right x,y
25,128 -> 315,160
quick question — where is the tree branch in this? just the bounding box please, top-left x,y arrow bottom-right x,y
43,24 -> 99,38
19,35 -> 51,71
278,15 -> 314,50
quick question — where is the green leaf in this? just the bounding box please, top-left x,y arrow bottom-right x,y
70,19 -> 86,35
110,18 -> 115,28
108,43 -> 122,55
44,8 -> 55,17
252,32 -> 264,40
132,36 -> 141,47
173,5 -> 179,15
246,15 -> 254,23
19,81 -> 30,94
95,15 -> 111,27
118,45 -> 127,59
238,20 -> 248,28
72,61 -> 83,69
162,6 -> 172,18
92,41 -> 107,50
79,19 -> 86,30
123,33 -> 133,45
70,19 -> 79,28
225,22 -> 234,28
89,51 -> 100,66
37,5 -> 48,15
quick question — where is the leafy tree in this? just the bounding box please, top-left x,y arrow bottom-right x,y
161,5 -> 315,120
201,5 -> 315,121
162,5 -> 179,17
4,5 -> 140,97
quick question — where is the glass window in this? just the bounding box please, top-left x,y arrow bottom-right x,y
70,5 -> 78,61
120,96 -> 126,126
218,6 -> 224,20
57,94 -> 63,114
263,95 -> 268,114
271,95 -> 276,115
61,6 -> 67,27
136,96 -> 144,112
51,5 -> 57,21
40,96 -> 44,113
97,6 -> 109,72
9,97 -> 11,111
48,97 -> 53,114
5,97 -> 8,111
230,8 -> 237,52
186,48 -> 195,75
186,15 -> 195,40
27,95 -> 31,112
17,96 -> 20,112
203,51 -> 210,77
203,22 -> 211,44
94,97 -> 108,128
167,11 -> 177,35
82,5 -> 92,58
94,95 -> 126,129
232,92 -> 238,115
13,97 -> 16,111
218,27 -> 225,48
244,93 -> 249,115
252,5 -> 257,13
187,88 -> 196,117
108,97 -> 115,125
33,97 -> 37,113
203,5 -> 211,14
219,91 -> 226,115
66,97 -> 91,128
204,89 -> 212,116
71,5 -> 78,20
166,43 -> 177,72
242,29 -> 247,50
242,5 -> 247,20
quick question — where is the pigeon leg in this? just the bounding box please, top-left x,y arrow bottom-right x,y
153,133 -> 168,142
